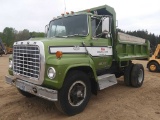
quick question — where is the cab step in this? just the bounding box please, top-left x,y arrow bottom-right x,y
97,74 -> 117,90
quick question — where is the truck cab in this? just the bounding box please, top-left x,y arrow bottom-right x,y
47,13 -> 113,70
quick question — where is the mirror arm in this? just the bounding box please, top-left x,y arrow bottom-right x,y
45,25 -> 49,38
110,17 -> 112,33
116,20 -> 118,28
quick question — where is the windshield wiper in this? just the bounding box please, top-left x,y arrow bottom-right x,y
67,34 -> 86,37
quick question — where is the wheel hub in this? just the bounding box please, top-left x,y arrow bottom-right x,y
68,81 -> 86,106
77,90 -> 83,97
150,65 -> 156,71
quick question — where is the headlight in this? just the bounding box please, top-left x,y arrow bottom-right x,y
47,67 -> 56,79
9,60 -> 13,69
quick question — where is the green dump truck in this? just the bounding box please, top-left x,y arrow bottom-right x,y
5,5 -> 150,115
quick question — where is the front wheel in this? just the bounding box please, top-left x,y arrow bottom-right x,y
55,71 -> 91,116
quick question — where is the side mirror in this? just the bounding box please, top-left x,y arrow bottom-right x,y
45,24 -> 49,37
116,20 -> 118,28
102,17 -> 110,33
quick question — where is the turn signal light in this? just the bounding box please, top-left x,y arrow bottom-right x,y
66,12 -> 69,15
56,51 -> 63,58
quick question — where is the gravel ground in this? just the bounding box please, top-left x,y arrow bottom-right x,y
0,55 -> 160,120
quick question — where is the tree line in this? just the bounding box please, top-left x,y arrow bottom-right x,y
0,27 -> 45,47
117,29 -> 160,54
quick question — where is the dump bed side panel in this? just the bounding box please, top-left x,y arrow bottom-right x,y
116,32 -> 150,61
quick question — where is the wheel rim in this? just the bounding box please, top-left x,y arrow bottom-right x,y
150,64 -> 156,71
68,81 -> 86,107
138,69 -> 143,83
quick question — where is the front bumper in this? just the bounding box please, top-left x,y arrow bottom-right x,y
5,75 -> 58,101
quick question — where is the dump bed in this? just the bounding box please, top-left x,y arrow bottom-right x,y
116,32 -> 150,61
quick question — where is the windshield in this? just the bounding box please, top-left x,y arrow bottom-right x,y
48,14 -> 88,38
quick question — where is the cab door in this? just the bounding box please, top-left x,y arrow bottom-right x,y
88,17 -> 113,70
88,38 -> 113,70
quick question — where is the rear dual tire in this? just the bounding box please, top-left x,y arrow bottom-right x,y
131,64 -> 144,87
124,63 -> 144,87
124,63 -> 134,86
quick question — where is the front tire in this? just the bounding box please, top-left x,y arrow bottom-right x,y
55,71 -> 91,116
131,64 -> 144,88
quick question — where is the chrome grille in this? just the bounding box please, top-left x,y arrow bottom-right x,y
13,45 -> 40,79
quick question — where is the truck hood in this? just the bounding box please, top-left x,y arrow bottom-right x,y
29,37 -> 87,47
14,37 -> 88,57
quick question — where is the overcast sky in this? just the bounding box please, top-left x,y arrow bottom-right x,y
1,0 -> 160,35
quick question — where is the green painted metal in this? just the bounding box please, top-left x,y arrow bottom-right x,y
116,36 -> 150,61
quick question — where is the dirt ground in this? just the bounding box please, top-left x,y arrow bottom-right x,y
0,55 -> 160,120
